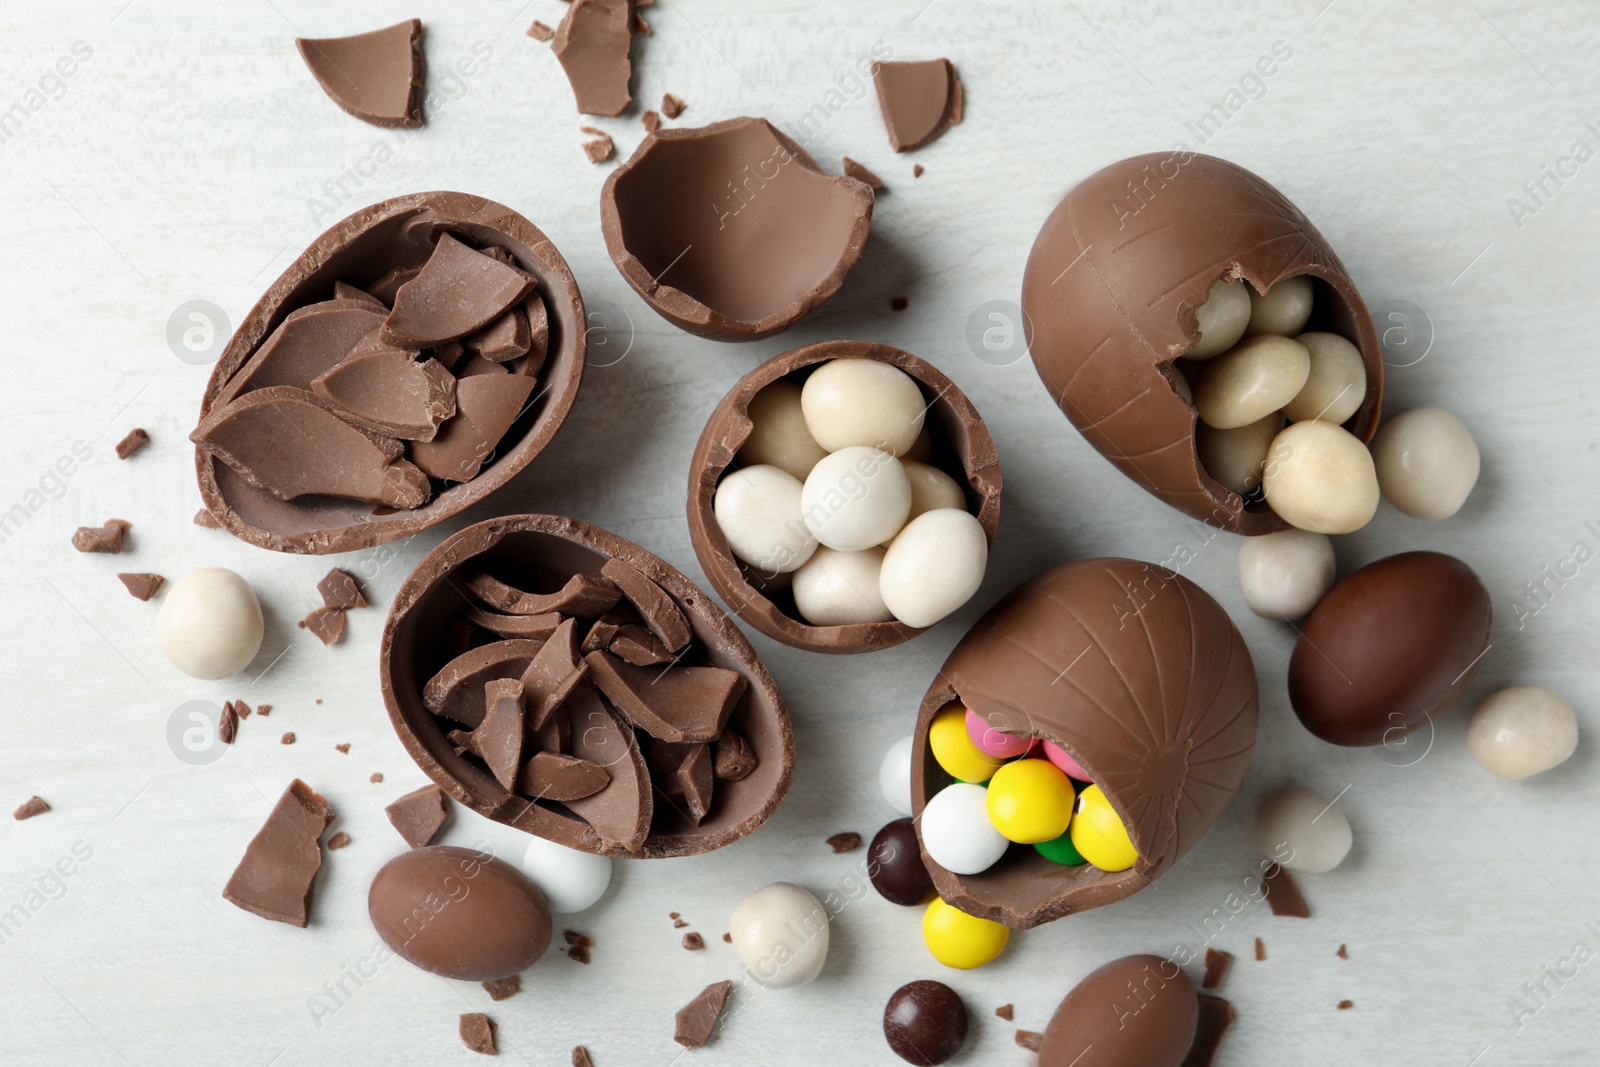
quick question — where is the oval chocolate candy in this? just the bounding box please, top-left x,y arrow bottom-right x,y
1039,955 -> 1198,1067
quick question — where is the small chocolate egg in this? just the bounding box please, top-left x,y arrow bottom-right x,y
869,818 -> 935,906
883,980 -> 968,1065
1039,955 -> 1198,1067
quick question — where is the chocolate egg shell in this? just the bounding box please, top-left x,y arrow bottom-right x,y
196,192 -> 586,554
912,559 -> 1258,928
381,514 -> 794,858
688,339 -> 1002,654
1039,955 -> 1198,1067
1019,153 -> 1384,535
1289,551 -> 1491,746
599,117 -> 874,341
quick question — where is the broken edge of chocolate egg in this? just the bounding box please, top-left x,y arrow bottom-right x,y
1020,153 -> 1383,535
687,339 -> 1002,654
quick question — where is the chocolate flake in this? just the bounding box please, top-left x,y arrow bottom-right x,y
721,933 -> 731,943
385,784 -> 451,848
1015,1030 -> 1044,1052
466,605 -> 563,640
464,571 -> 621,618
296,20 -> 425,129
842,157 -> 884,191
564,930 -> 593,948
586,652 -> 744,743
607,625 -> 674,666
825,831 -> 861,854
466,306 -> 532,362
483,975 -> 522,1001
1254,938 -> 1265,961
563,685 -> 652,853
194,508 -> 223,529
117,572 -> 165,601
1337,943 -> 1348,959
424,639 -> 547,726
115,427 -> 150,459
995,1004 -> 1014,1021
682,932 -> 704,951
334,281 -> 386,310
13,796 -> 50,821
219,702 -> 240,744
281,732 -> 296,745
299,606 -> 347,645
232,701 -> 251,719
326,831 -> 351,850
641,110 -> 659,133
581,126 -> 615,164
370,771 -> 383,782
459,1012 -> 497,1055
913,164 -> 925,177
600,558 -> 691,652
648,741 -> 714,825
1182,994 -> 1234,1067
673,919 -> 688,929
630,9 -> 650,34
336,743 -> 350,754
517,752 -> 609,801
312,348 -> 457,441
216,302 -> 387,405
256,704 -> 272,717
660,92 -> 684,118
567,944 -> 591,964
449,679 -> 526,790
366,265 -> 420,306
384,234 -> 536,348
1203,947 -> 1232,989
1337,1000 -> 1353,1010
712,730 -> 758,781
521,618 -> 586,729
1261,863 -> 1310,918
872,58 -> 963,152
552,0 -> 634,117
319,568 -> 366,610
409,373 -> 536,483
674,980 -> 733,1049
72,519 -> 129,554
572,1047 -> 594,1067
222,779 -> 334,927
527,20 -> 555,41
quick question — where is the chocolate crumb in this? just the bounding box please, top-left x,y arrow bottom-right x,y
581,126 -> 614,164
315,699 -> 323,705
630,9 -> 650,35
256,705 -> 272,717
459,1012 -> 496,1055
317,568 -> 366,610
721,933 -> 731,943
335,743 -> 350,754
673,919 -> 688,929
568,944 -> 591,964
281,732 -> 296,745
1015,1030 -> 1044,1052
674,979 -> 733,1049
995,1004 -> 1013,1021
326,831 -> 351,850
483,975 -> 522,1001
682,932 -> 704,951
370,772 -> 383,783
842,156 -> 884,191
913,164 -> 925,178
1260,863 -> 1310,918
1202,946 -> 1233,989
572,1047 -> 594,1067
1337,999 -> 1353,1010
13,796 -> 50,821
385,784 -> 450,848
642,110 -> 659,133
115,428 -> 150,459
72,519 -> 129,553
233,700 -> 251,718
219,702 -> 239,744
527,20 -> 554,41
825,831 -> 861,853
890,296 -> 909,312
1189,994 -> 1234,1067
669,912 -> 680,920
194,508 -> 223,529
1337,943 -> 1348,959
299,606 -> 346,645
661,92 -> 685,118
564,930 -> 593,948
117,572 -> 165,601
1254,937 -> 1265,961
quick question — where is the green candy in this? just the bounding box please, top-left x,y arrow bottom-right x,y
1034,829 -> 1087,866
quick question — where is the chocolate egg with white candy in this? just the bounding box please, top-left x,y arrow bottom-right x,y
1021,152 -> 1383,535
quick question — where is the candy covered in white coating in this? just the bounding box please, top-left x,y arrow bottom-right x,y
792,546 -> 893,626
879,509 -> 988,628
1246,275 -> 1315,337
800,358 -> 926,456
1186,277 -> 1252,359
1371,407 -> 1480,520
1262,420 -> 1379,534
1194,335 -> 1310,430
1197,412 -> 1282,496
729,883 -> 829,988
1238,528 -> 1336,621
157,567 -> 264,679
714,464 -> 817,574
1256,784 -> 1352,873
801,447 -> 911,551
520,834 -> 612,913
921,783 -> 1009,875
900,460 -> 967,526
1285,332 -> 1365,424
1467,686 -> 1577,781
879,735 -> 915,816
736,380 -> 828,482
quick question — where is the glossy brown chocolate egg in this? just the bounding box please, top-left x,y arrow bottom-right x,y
1040,955 -> 1198,1067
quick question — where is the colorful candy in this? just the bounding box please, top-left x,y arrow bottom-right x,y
921,783 -> 1008,875
922,897 -> 1009,970
1069,784 -> 1137,872
985,758 -> 1074,844
928,705 -> 1003,783
1041,739 -> 1089,782
964,706 -> 1036,758
1033,828 -> 1087,866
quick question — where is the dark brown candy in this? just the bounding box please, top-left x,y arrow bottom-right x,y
872,59 -> 963,152
563,685 -> 652,853
448,679 -> 525,790
117,572 -> 164,600
1260,863 -> 1310,918
674,980 -> 734,1049
385,234 -> 536,348
215,302 -> 386,406
384,784 -> 451,848
600,558 -> 690,652
712,730 -> 758,781
868,818 -> 933,907
299,606 -> 346,645
459,1013 -> 496,1056
311,348 -> 456,441
1039,956 -> 1197,1067
222,779 -> 334,928
1183,995 -> 1234,1067
552,0 -> 634,116
115,427 -> 149,459
72,519 -> 129,554
424,639 -> 547,726
585,652 -> 745,743
463,571 -> 620,618
296,20 -> 424,128
409,374 -> 537,483
318,568 -> 366,610
883,980 -> 967,1066
517,752 -> 609,802
648,741 -> 714,825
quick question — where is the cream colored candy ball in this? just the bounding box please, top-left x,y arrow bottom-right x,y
792,546 -> 893,626
1246,275 -> 1315,336
1262,420 -> 1380,534
801,358 -> 926,456
1238,528 -> 1336,620
157,568 -> 263,679
879,735 -> 916,816
1371,407 -> 1480,520
1186,277 -> 1253,359
730,883 -> 830,988
1286,332 -> 1366,424
880,508 -> 988,628
1194,335 -> 1310,430
900,460 -> 967,525
1467,686 -> 1578,781
1198,411 -> 1282,497
736,380 -> 828,481
802,447 -> 911,551
714,464 -> 817,574
1256,785 -> 1353,873
1168,363 -> 1194,404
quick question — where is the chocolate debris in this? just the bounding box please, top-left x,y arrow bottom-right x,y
648,741 -> 713,825
1202,947 -> 1232,989
115,427 -> 149,459
385,784 -> 451,848
608,625 -> 673,666
466,306 -> 531,362
552,0 -> 634,116
13,796 -> 49,820
464,571 -> 621,618
674,980 -> 733,1049
72,519 -> 129,554
600,558 -> 690,652
215,302 -> 387,406
449,678 -> 525,790
517,752 -> 609,801
385,234 -> 536,348
222,779 -> 334,927
327,831 -> 351,850
1182,995 -> 1234,1067
281,732 -> 296,745
872,59 -> 963,152
312,349 -> 456,441
194,508 -> 223,529
1015,1031 -> 1043,1052
995,1005 -> 1014,1021
842,156 -> 884,190
585,652 -> 744,743
459,1013 -> 496,1056
661,92 -> 684,118
117,572 -> 164,601
1260,863 -> 1310,918
219,702 -> 239,744
297,20 -> 424,128
300,606 -> 346,645
318,568 -> 366,610
825,831 -> 861,854
581,126 -> 615,164
712,730 -> 758,781
527,20 -> 554,41
483,975 -> 522,1000
424,639 -> 548,726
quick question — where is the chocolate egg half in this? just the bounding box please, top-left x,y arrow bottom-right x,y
1020,153 -> 1383,534
1039,955 -> 1198,1067
912,559 -> 1258,928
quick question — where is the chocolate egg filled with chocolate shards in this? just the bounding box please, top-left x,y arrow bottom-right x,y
381,514 -> 794,859
912,559 -> 1258,928
1020,153 -> 1384,535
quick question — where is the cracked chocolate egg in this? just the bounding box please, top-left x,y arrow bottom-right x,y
1020,153 -> 1384,535
381,514 -> 794,858
600,117 -> 875,340
912,558 -> 1259,928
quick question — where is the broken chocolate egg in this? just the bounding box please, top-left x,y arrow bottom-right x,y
600,117 -> 875,341
1020,153 -> 1383,534
912,559 -> 1258,928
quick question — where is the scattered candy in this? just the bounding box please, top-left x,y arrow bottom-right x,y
1466,686 -> 1578,781
986,758 -> 1074,844
792,546 -> 893,626
801,357 -> 926,456
879,735 -> 916,816
928,705 -> 1003,783
921,783 -> 1008,875
802,446 -> 911,551
157,567 -> 264,679
1286,332 -> 1366,424
1255,785 -> 1352,873
1033,827 -> 1087,866
1237,528 -> 1337,621
879,508 -> 988,628
883,980 -> 968,1065
922,897 -> 1009,970
1194,335 -> 1310,430
729,883 -> 829,988
713,464 -> 817,574
520,834 -> 613,914
1371,407 -> 1480,520
1069,785 -> 1136,872
1262,420 -> 1380,534
869,819 -> 935,906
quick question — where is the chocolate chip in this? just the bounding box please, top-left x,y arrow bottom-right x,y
994,1004 -> 1013,1021
335,743 -> 350,754
571,1047 -> 594,1067
661,92 -> 684,118
72,519 -> 129,553
117,573 -> 164,601
641,110 -> 659,133
564,930 -> 593,948
299,606 -> 346,645
115,428 -> 150,459
281,732 -> 296,745
385,784 -> 450,848
326,831 -> 351,850
369,772 -> 383,783
483,975 -> 521,1001
218,703 -> 239,744
459,1012 -> 496,1055
581,127 -> 615,164
825,831 -> 861,854
567,944 -> 591,964
1338,1000 -> 1353,1010
1202,946 -> 1232,989
13,796 -> 50,821
1337,943 -> 1348,959
682,932 -> 704,951
674,980 -> 733,1049
318,568 -> 366,610
222,779 -> 333,927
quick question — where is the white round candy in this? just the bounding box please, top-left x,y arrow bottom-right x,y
879,735 -> 915,816
714,464 -> 817,574
729,883 -> 829,988
1262,420 -> 1380,535
921,783 -> 1008,875
792,546 -> 893,626
1186,277 -> 1252,359
157,568 -> 263,679
1194,335 -> 1310,430
900,460 -> 967,525
520,834 -> 612,913
801,447 -> 911,551
1238,528 -> 1336,621
1197,411 -> 1282,496
880,509 -> 987,629
1168,363 -> 1194,405
1256,785 -> 1352,873
801,358 -> 926,456
1371,407 -> 1480,520
1246,275 -> 1314,336
1467,686 -> 1578,781
1285,332 -> 1365,424
736,380 -> 828,482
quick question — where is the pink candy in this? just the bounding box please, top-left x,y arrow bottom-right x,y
964,707 -> 1038,759
1042,740 -> 1090,782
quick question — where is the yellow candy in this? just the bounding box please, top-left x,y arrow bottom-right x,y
922,896 -> 1010,969
986,757 -> 1075,843
1070,784 -> 1138,872
928,705 -> 1003,784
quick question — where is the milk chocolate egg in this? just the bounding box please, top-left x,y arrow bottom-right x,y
1039,955 -> 1198,1067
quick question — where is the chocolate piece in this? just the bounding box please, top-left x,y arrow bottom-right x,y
1337,1000 -> 1353,1010
683,931 -> 704,950
281,732 -> 296,744
312,349 -> 456,441
884,980 -> 967,1066
712,730 -> 758,781
911,559 -> 1259,928
842,156 -> 884,190
672,919 -> 688,929
423,639 -> 547,726
581,605 -> 635,655
335,743 -> 350,753
563,686 -> 652,853
890,296 -> 908,311
600,558 -> 690,652
581,126 -> 615,164
115,427 -> 150,459
521,618 -> 586,729
913,164 -> 924,177
334,281 -> 386,310
72,519 -> 129,554
410,374 -> 537,483
868,818 -> 934,906
194,508 -> 223,529
1254,938 -> 1265,961
825,831 -> 861,854
585,652 -> 744,743
466,606 -> 563,640
564,930 -> 592,948
517,752 -> 609,801
462,571 -> 620,618
630,9 -> 650,35
567,944 -> 591,964
1260,863 -> 1310,918
385,784 -> 451,848
1039,956 -> 1197,1067
872,59 -> 962,152
218,702 -> 239,744
571,1047 -> 593,1067
318,568 -> 366,610
1337,943 -> 1348,959
641,110 -> 659,133
1182,995 -> 1234,1067
216,302 -> 387,406
299,606 -> 346,645
721,933 -> 731,943
689,340 -> 1001,653
517,295 -> 550,378
459,1013 -> 496,1055
326,831 -> 351,850
256,704 -> 272,717
552,0 -> 633,116
369,771 -> 381,781
527,20 -> 554,41
660,92 -> 684,118
483,975 -> 521,1000
366,265 -> 420,306
296,20 -> 424,128
117,572 -> 164,601
385,234 -> 536,348
1202,947 -> 1232,989
995,1005 -> 1014,1021
465,306 -> 531,362
231,699 -> 251,719
222,779 -> 334,927
1290,551 -> 1491,747
1019,153 -> 1384,535
12,796 -> 49,821
648,741 -> 713,824
449,678 -> 525,790
674,980 -> 733,1049
599,118 -> 875,341
1015,1031 -> 1043,1052
607,625 -> 674,666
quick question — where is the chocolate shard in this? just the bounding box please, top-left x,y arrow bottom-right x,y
842,157 -> 884,191
385,784 -> 451,848
682,932 -> 704,951
586,652 -> 744,744
448,678 -> 526,790
581,126 -> 615,164
608,624 -> 674,666
1260,863 -> 1310,918
13,795 -> 50,820
466,606 -> 564,640
517,751 -> 610,801
1015,1031 -> 1044,1052
296,20 -> 425,129
299,606 -> 347,645
465,571 -> 621,618
424,639 -> 548,727
483,975 -> 521,1001
194,508 -> 223,529
222,779 -> 334,927
384,234 -> 536,348
116,572 -> 165,601
825,831 -> 861,854
630,8 -> 650,35
572,1047 -> 594,1067
334,280 -> 387,310
115,427 -> 150,459
660,92 -> 684,118
563,685 -> 651,853
1182,995 -> 1234,1067
216,302 -> 387,406
366,265 -> 420,306
192,386 -> 429,508
219,702 -> 239,744
600,557 -> 691,652
465,305 -> 531,362
642,109 -> 660,133
521,618 -> 586,730
711,729 -> 758,781
581,604 -> 638,655
527,20 -> 554,42
1202,947 -> 1233,989
674,980 -> 734,1049
326,831 -> 351,850
648,741 -> 713,825
872,58 -> 963,152
533,705 -> 572,757
72,519 -> 129,554
311,348 -> 457,441
551,0 -> 634,116
318,568 -> 366,610
1255,938 -> 1265,961
995,1005 -> 1014,1021
409,374 -> 537,483
517,294 -> 550,378
434,338 -> 466,372
459,1012 -> 497,1056
455,352 -> 511,378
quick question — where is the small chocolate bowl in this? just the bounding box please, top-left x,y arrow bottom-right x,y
381,514 -> 795,859
687,339 -> 1002,655
912,559 -> 1259,928
195,192 -> 586,554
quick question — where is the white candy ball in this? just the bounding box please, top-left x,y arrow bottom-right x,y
792,546 -> 893,626
1285,332 -> 1365,424
879,736 -> 915,816
520,834 -> 613,913
157,568 -> 264,679
1467,686 -> 1578,781
1197,412 -> 1282,497
1246,275 -> 1315,337
1262,420 -> 1380,534
1186,277 -> 1252,359
1256,785 -> 1352,874
730,883 -> 829,988
1168,363 -> 1194,404
880,509 -> 988,629
1238,528 -> 1336,621
802,447 -> 911,551
1371,407 -> 1480,520
921,783 -> 1009,875
714,464 -> 817,574
1194,335 -> 1310,430
801,358 -> 926,456
736,381 -> 828,482
900,460 -> 967,525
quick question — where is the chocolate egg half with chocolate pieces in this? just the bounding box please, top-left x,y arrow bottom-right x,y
382,514 -> 794,858
195,192 -> 585,553
1289,551 -> 1491,746
912,559 -> 1258,928
600,117 -> 875,340
688,340 -> 1001,654
1039,955 -> 1198,1067
1020,152 -> 1384,534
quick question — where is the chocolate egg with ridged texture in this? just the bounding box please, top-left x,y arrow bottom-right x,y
1040,955 -> 1198,1067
